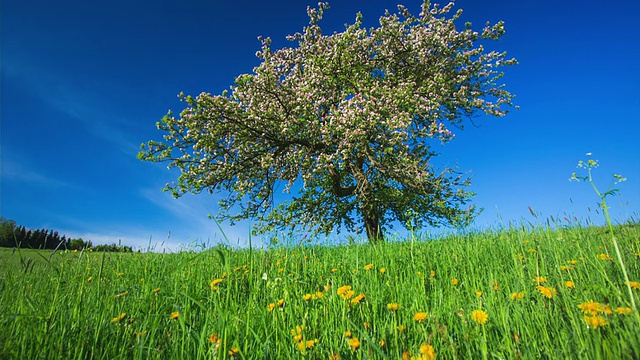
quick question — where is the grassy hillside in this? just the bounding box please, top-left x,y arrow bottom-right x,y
1,223 -> 639,359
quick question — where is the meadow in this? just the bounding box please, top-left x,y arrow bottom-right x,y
0,222 -> 639,359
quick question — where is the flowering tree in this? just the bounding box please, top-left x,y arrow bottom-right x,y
139,1 -> 517,242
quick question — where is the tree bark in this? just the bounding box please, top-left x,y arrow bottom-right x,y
363,210 -> 384,243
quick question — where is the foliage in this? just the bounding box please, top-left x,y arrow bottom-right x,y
139,1 -> 517,241
1,223 -> 639,359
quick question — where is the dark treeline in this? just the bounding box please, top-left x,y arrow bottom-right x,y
0,217 -> 132,252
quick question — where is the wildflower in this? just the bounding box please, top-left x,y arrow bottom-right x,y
337,285 -> 352,296
315,291 -> 324,299
492,282 -> 499,291
527,248 -> 536,253
402,350 -> 411,360
565,281 -> 575,289
267,303 -> 276,312
532,276 -> 547,284
536,285 -> 557,299
379,339 -> 386,347
291,325 -> 304,342
117,272 -> 124,277
567,260 -> 578,265
397,325 -> 406,332
510,292 -> 525,301
471,310 -> 488,325
451,278 -> 459,285
351,293 -> 365,304
331,353 -> 340,360
343,290 -> 355,300
387,303 -> 400,311
380,267 -> 386,274
87,277 -> 93,282
302,339 -> 318,350
209,333 -> 219,345
134,330 -> 147,337
344,330 -> 352,338
363,321 -> 370,329
419,343 -> 436,360
578,300 -> 608,316
628,281 -> 640,290
615,307 -> 632,315
430,270 -> 435,279
560,265 -> 574,271
169,311 -> 180,320
364,263 -> 374,270
414,312 -> 428,323
303,294 -> 312,301
331,268 -> 338,273
597,253 -> 612,261
475,290 -> 483,297
228,347 -> 239,356
210,278 -> 224,291
111,313 -> 126,323
277,299 -> 285,307
583,315 -> 608,329
348,337 -> 360,350
153,287 -> 161,293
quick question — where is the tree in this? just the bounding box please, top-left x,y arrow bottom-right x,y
139,1 -> 517,242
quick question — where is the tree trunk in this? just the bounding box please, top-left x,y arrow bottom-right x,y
363,211 -> 384,243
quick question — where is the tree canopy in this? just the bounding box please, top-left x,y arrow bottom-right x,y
139,1 -> 517,242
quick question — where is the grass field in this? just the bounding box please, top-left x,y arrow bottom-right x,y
1,222 -> 639,359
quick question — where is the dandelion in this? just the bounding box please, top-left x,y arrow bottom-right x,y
344,330 -> 352,338
363,321 -> 370,329
348,337 -> 360,350
597,253 -> 612,261
337,285 -> 352,296
397,325 -> 406,332
267,303 -> 276,312
430,270 -> 435,279
331,268 -> 338,273
87,277 -> 93,282
615,307 -> 632,315
492,281 -> 499,291
315,291 -> 324,299
414,312 -> 428,323
380,267 -> 386,274
387,303 -> 400,311
578,300 -> 609,316
379,339 -> 386,347
210,278 -> 224,291
583,315 -> 608,329
303,294 -> 312,301
153,287 -> 160,293
510,292 -> 525,301
419,343 -> 436,360
475,290 -> 483,297
364,263 -> 374,270
532,276 -> 547,284
209,333 -> 219,345
536,285 -> 557,299
628,281 -> 640,290
111,313 -> 126,323
565,281 -> 575,289
228,347 -> 240,356
169,311 -> 179,320
471,310 -> 488,325
451,278 -> 459,285
277,299 -> 285,307
567,259 -> 578,265
351,293 -> 365,304
527,248 -> 536,253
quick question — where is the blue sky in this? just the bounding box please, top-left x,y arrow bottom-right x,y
2,0 -> 639,251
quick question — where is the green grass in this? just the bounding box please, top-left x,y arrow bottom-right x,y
1,223 -> 639,359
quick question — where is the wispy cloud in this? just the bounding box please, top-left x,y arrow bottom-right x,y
1,156 -> 72,189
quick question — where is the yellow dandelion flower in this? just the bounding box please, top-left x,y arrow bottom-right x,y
387,303 -> 400,311
532,276 -> 547,283
364,263 -> 374,270
277,299 -> 285,307
567,259 -> 578,265
169,311 -> 179,320
209,333 -> 219,345
492,282 -> 499,291
344,330 -> 352,338
597,253 -> 612,261
303,294 -> 312,301
451,278 -> 459,285
331,268 -> 338,273
337,285 -> 352,296
583,315 -> 608,329
565,281 -> 575,289
397,325 -> 406,332
348,337 -> 360,350
324,284 -> 331,292
419,343 -> 436,360
471,310 -> 488,325
87,277 -> 93,282
414,312 -> 428,323
331,352 -> 340,360
578,300 -> 606,316
615,307 -> 632,315
228,347 -> 239,356
363,321 -> 370,329
343,290 -> 355,300
267,303 -> 276,312
560,265 -> 574,271
430,270 -> 435,279
210,278 -> 224,291
111,312 -> 126,323
628,281 -> 640,290
475,290 -> 483,297
379,339 -> 386,347
153,287 -> 161,293
315,291 -> 324,299
536,285 -> 557,299
380,267 -> 386,274
351,293 -> 365,304
304,339 -> 318,349
527,248 -> 536,253
402,350 -> 411,360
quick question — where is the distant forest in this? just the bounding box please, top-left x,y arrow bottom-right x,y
0,217 -> 133,252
